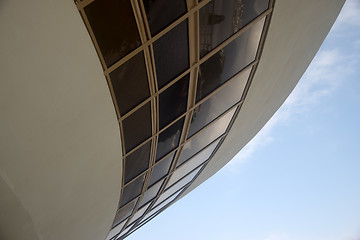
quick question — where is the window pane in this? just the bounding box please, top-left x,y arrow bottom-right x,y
149,152 -> 175,186
84,0 -> 141,67
156,118 -> 184,161
199,0 -> 269,57
188,68 -> 251,137
161,166 -> 201,199
197,18 -> 265,102
113,198 -> 137,227
143,0 -> 187,36
110,51 -> 150,116
123,103 -> 152,153
153,20 -> 189,89
176,137 -> 221,168
159,75 -> 189,129
128,202 -> 151,225
141,191 -> 180,224
120,174 -> 146,207
139,179 -> 164,207
179,107 -> 236,163
107,220 -> 126,240
124,141 -> 151,184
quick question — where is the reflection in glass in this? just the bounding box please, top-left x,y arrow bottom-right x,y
110,51 -> 150,116
177,137 -> 221,168
158,167 -> 200,201
149,152 -> 175,186
199,0 -> 269,57
143,0 -> 187,36
140,191 -> 179,225
197,18 -> 265,102
159,75 -> 189,129
189,68 -> 251,137
139,179 -> 164,207
123,103 -> 152,153
180,107 -> 236,163
156,118 -> 184,161
124,141 -> 151,184
84,0 -> 141,67
113,198 -> 137,227
106,220 -> 126,240
153,20 -> 189,89
120,174 -> 145,207
128,202 -> 151,225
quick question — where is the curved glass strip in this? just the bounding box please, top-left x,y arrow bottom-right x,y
113,198 -> 137,227
197,17 -> 265,102
188,67 -> 251,137
138,179 -> 164,207
120,173 -> 146,207
124,141 -> 151,184
128,202 -> 151,226
199,0 -> 269,57
149,152 -> 175,186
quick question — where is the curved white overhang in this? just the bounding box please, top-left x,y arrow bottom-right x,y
0,1 -> 122,240
183,0 -> 345,196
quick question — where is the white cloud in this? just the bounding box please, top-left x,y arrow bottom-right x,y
333,0 -> 360,29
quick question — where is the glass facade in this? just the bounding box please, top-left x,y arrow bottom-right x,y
78,0 -> 272,238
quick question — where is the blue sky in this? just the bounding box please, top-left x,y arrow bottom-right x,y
127,1 -> 360,239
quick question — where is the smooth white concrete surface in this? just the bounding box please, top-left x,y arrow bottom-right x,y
0,1 -> 122,240
183,0 -> 345,196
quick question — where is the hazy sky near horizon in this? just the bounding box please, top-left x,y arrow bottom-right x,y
126,1 -> 360,239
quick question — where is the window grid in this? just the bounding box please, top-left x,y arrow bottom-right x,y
76,0 -> 274,238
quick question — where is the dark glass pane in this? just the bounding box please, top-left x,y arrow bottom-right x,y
143,0 -> 187,36
197,18 -> 265,102
124,141 -> 151,184
139,179 -> 164,207
84,0 -> 141,67
159,75 -> 189,129
120,174 -> 146,207
188,68 -> 251,137
177,137 -> 221,168
178,108 -> 235,164
113,198 -> 137,227
149,152 -> 175,186
156,118 -> 184,161
153,20 -> 189,89
123,103 -> 152,153
199,0 -> 268,57
110,51 -> 150,116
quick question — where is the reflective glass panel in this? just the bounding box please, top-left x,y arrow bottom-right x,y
149,152 -> 175,186
141,191 -> 179,224
160,166 -> 201,200
143,0 -> 187,36
166,164 -> 202,190
156,118 -> 184,161
199,0 -> 269,57
123,103 -> 152,153
179,107 -> 236,163
188,68 -> 251,137
84,0 -> 141,67
107,220 -> 126,240
153,20 -> 189,89
128,202 -> 151,225
116,223 -> 134,239
124,141 -> 151,184
139,179 -> 164,207
110,51 -> 150,116
113,198 -> 137,227
176,137 -> 221,168
120,174 -> 146,207
197,18 -> 265,102
159,75 -> 188,129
